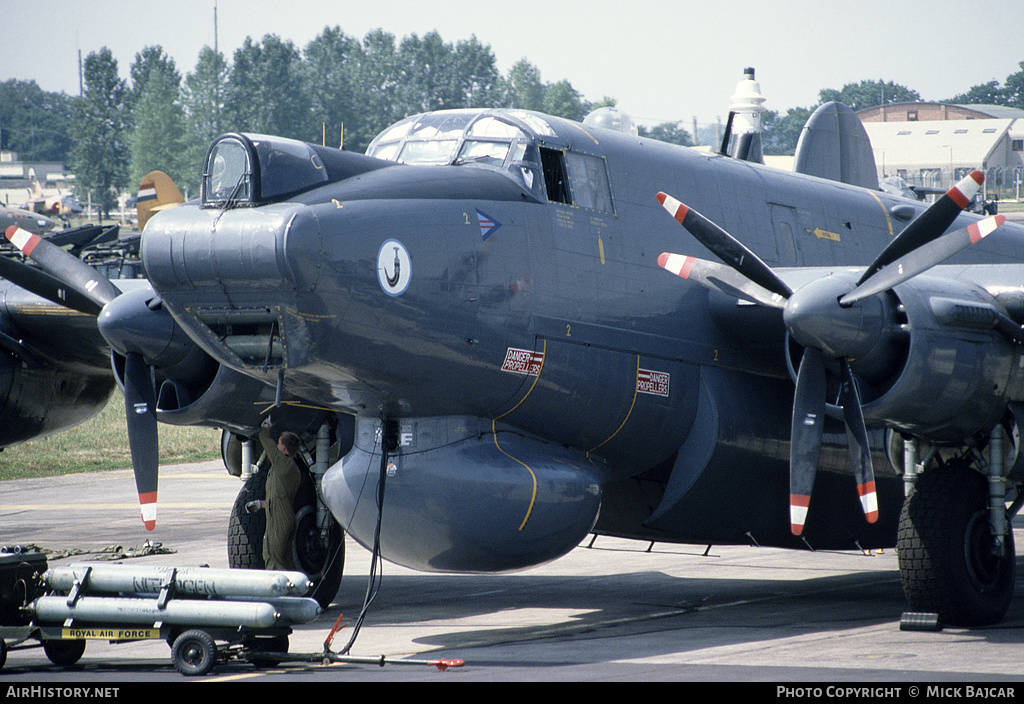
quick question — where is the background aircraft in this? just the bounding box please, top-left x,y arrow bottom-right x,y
21,168 -> 83,220
134,170 -> 184,231
0,205 -> 57,236
8,101 -> 1024,628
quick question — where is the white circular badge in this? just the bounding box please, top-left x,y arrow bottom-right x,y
377,239 -> 411,296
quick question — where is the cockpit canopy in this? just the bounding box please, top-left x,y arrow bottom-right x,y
202,133 -> 330,207
366,109 -> 555,166
366,109 -> 615,214
199,110 -> 615,215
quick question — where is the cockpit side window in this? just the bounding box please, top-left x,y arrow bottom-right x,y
540,148 -> 571,204
565,153 -> 614,214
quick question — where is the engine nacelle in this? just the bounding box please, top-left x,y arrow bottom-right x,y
861,275 -> 1021,443
0,354 -> 114,447
322,415 -> 604,572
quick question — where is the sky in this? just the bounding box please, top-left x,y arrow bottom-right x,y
1,0 -> 1022,130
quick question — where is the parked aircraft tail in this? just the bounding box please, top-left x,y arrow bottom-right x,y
136,171 -> 184,231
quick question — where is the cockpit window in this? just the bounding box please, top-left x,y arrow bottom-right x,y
467,116 -> 528,140
202,133 -> 329,207
204,138 -> 251,204
565,152 -> 614,214
456,141 -> 510,167
367,110 -> 530,168
350,110 -> 618,213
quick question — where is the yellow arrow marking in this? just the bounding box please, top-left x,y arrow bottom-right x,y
806,227 -> 841,242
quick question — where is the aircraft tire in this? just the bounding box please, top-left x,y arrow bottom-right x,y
228,468 -> 268,570
292,505 -> 345,608
897,462 -> 1015,627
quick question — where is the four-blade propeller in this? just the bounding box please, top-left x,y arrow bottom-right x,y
655,170 -> 1006,536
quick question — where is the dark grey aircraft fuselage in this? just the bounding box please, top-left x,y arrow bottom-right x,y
141,110 -> 1024,571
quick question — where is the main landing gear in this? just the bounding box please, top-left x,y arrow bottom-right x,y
896,433 -> 1020,627
226,426 -> 345,609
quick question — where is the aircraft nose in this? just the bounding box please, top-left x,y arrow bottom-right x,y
142,203 -> 321,294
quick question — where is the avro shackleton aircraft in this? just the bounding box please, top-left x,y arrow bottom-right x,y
8,101 -> 1024,627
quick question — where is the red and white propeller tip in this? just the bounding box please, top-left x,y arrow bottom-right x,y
5,225 -> 42,255
947,170 -> 984,209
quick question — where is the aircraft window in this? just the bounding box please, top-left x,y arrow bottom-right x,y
375,116 -> 417,143
467,116 -> 527,141
507,110 -> 558,138
456,140 -> 510,167
204,138 -> 251,205
399,139 -> 459,164
370,141 -> 401,161
540,148 -> 571,204
408,112 -> 475,142
565,152 -> 613,214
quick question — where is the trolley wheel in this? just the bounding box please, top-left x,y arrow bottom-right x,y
42,639 -> 85,667
172,629 -> 218,676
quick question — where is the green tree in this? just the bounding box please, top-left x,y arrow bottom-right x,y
130,45 -> 180,111
1004,61 -> 1024,110
304,27 -> 362,148
543,79 -> 585,121
128,62 -> 195,194
70,48 -> 130,219
452,35 -> 502,108
762,107 -> 813,156
638,122 -> 693,146
183,46 -> 229,154
947,80 -> 1009,106
0,79 -> 75,163
818,80 -> 920,111
349,29 -> 403,151
504,58 -> 545,111
396,31 -> 459,113
224,35 -> 313,139
949,61 -> 1024,110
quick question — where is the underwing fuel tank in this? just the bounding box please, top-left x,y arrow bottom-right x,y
323,415 -> 604,573
45,563 -> 312,598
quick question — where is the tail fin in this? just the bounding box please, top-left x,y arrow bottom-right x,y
27,168 -> 44,200
136,171 -> 184,230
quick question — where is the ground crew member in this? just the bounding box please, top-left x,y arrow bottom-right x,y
245,420 -> 302,570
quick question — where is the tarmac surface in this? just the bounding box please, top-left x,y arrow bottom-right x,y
2,460 -> 1024,684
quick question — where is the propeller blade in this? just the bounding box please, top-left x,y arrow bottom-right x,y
838,359 -> 877,524
124,351 -> 159,531
856,170 -> 983,285
841,214 -> 1006,306
0,254 -> 104,315
656,193 -> 793,300
5,226 -> 121,310
658,252 -> 786,308
790,346 -> 827,536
